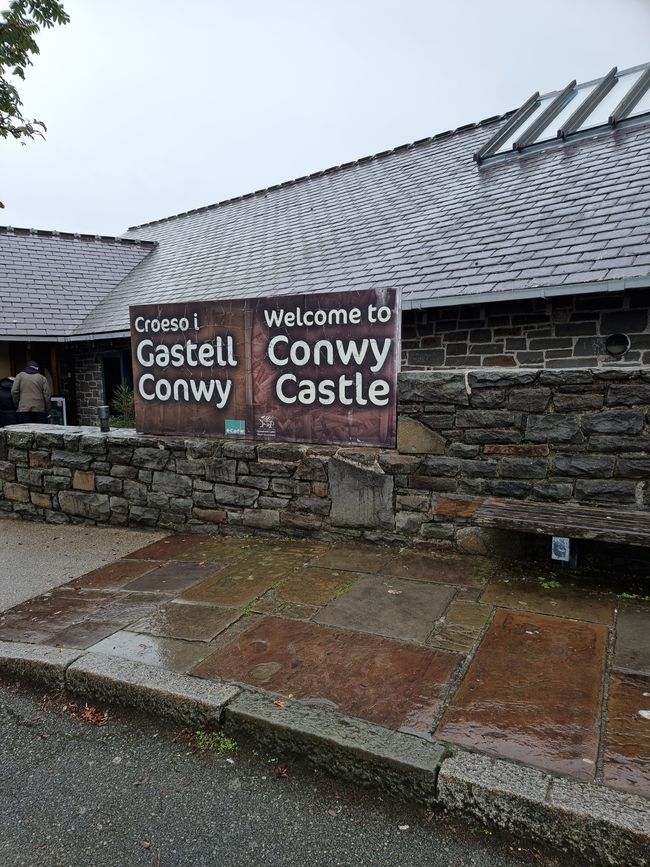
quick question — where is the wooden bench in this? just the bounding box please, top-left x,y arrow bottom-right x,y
473,498 -> 650,548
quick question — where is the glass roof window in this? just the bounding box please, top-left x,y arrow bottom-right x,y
476,62 -> 650,165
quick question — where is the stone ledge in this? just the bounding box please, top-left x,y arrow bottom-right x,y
0,640 -> 84,688
224,690 -> 447,806
437,751 -> 650,867
65,652 -> 240,727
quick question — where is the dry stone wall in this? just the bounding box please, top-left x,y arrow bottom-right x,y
1,368 -> 649,555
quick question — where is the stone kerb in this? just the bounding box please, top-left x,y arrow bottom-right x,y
0,367 -> 649,551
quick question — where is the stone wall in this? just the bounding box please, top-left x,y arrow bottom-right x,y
1,368 -> 649,558
402,290 -> 650,369
72,339 -> 131,426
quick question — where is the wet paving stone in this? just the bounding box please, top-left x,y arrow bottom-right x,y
123,561 -> 226,594
0,590 -> 113,634
233,551 -> 314,577
47,620 -> 122,649
436,609 -> 608,780
613,604 -> 650,674
312,545 -> 397,574
193,616 -> 461,734
72,559 -> 162,590
87,629 -> 213,672
315,577 -> 456,643
480,578 -> 615,625
84,593 -> 164,626
604,671 -> 650,797
277,567 -> 368,606
277,602 -> 320,621
384,552 -> 494,588
180,568 -> 280,607
125,534 -> 210,561
426,601 -> 492,654
128,601 -> 241,642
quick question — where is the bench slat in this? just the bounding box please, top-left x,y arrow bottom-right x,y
474,498 -> 650,547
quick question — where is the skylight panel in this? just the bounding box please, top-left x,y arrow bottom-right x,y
577,68 -> 645,130
631,85 -> 650,118
495,95 -> 555,154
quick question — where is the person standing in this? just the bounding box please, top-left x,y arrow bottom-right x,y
11,361 -> 52,424
0,376 -> 18,427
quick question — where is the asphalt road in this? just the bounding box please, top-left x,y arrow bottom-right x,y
0,518 -> 164,610
0,681 -> 581,867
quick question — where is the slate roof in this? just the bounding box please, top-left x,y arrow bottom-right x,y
0,228 -> 155,338
4,64 -> 650,341
79,106 -> 650,336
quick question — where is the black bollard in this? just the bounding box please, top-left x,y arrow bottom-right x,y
98,405 -> 110,433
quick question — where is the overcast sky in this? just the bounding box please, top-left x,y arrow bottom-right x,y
2,0 -> 649,236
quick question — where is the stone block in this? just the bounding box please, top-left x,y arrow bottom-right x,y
469,388 -> 506,408
258,443 -> 307,463
397,417 -> 445,455
270,478 -> 310,495
483,443 -> 549,457
398,371 -> 470,405
531,483 -> 573,501
525,415 -> 583,444
6,430 -> 34,448
395,511 -> 428,532
173,458 -> 207,476
33,431 -> 65,449
212,483 -> 259,507
464,429 -> 522,444
123,479 -> 148,505
499,458 -> 548,479
107,445 -> 134,464
186,439 -> 221,459
205,457 -> 237,483
554,455 -> 615,477
193,491 -> 215,508
582,411 -> 644,435
4,483 -> 29,502
290,496 -> 331,516
73,470 -> 96,492
43,475 -> 71,493
95,475 -> 123,495
408,476 -> 458,492
574,480 -> 637,504
192,508 -> 227,524
421,456 -> 461,476
79,435 -> 107,455
468,370 -> 538,388
294,457 -> 328,481
128,505 -> 160,526
456,409 -> 522,429
110,464 -> 138,479
607,383 -> 650,406
484,480 -> 531,499
615,457 -> 650,478
243,508 -> 280,529
51,450 -> 93,470
553,393 -> 604,412
238,475 -> 270,491
507,388 -> 551,412
456,526 -> 488,555
29,450 -> 51,468
7,447 -> 28,466
257,496 -> 290,509
222,442 -> 257,459
0,461 -> 15,481
132,447 -> 169,470
16,467 -> 43,487
329,456 -> 394,529
152,470 -> 192,497
58,490 -> 110,521
30,492 -> 51,509
459,459 -> 498,478
109,496 -> 129,515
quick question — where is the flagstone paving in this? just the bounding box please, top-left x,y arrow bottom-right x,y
0,531 -> 648,799
436,609 -> 609,781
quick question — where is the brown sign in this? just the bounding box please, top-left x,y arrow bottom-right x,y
129,288 -> 400,447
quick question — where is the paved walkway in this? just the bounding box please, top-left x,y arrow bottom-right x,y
0,531 -> 648,800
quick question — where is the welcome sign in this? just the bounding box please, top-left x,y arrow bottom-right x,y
129,288 -> 400,447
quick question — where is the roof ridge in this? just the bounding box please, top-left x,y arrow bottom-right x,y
126,110 -> 516,232
0,226 -> 157,247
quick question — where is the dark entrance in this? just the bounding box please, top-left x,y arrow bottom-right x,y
101,351 -> 132,409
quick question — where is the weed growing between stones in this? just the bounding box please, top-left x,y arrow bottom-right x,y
195,730 -> 238,754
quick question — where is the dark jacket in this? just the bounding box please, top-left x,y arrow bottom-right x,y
0,377 -> 17,427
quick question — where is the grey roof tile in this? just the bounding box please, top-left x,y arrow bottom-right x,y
0,230 -> 154,337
